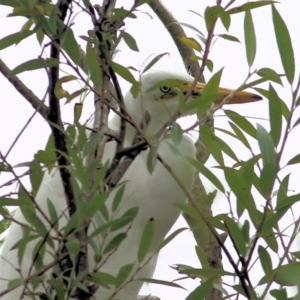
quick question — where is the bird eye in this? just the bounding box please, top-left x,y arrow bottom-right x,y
160,86 -> 171,93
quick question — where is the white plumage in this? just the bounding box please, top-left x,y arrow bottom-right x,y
0,71 -> 261,299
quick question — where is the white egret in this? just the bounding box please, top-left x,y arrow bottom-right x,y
0,70 -> 261,300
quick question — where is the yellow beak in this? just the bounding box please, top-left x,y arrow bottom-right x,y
181,82 -> 262,104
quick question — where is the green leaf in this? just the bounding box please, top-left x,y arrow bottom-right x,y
268,84 -> 282,146
9,58 -> 59,75
217,34 -> 240,43
0,0 -> 20,6
138,218 -> 155,263
86,42 -> 102,88
147,143 -> 159,173
224,110 -> 256,138
120,30 -> 139,51
47,199 -> 58,230
220,12 -> 231,30
224,168 -> 258,225
228,122 -> 251,149
187,158 -> 224,192
87,272 -> 116,288
61,27 -> 80,66
66,238 -> 81,256
204,5 -> 224,31
186,278 -> 214,300
244,10 -> 256,67
135,0 -> 151,7
276,193 -> 300,211
260,262 -> 300,286
227,1 -> 276,14
8,278 -> 24,290
156,228 -> 187,252
29,160 -> 43,195
103,233 -> 127,254
47,279 -> 64,299
241,220 -> 250,244
287,154 -> 300,165
0,30 -> 33,50
112,185 -> 126,212
177,266 -> 233,277
270,289 -> 288,300
257,68 -> 282,85
137,278 -> 184,289
223,216 -> 247,257
258,246 -> 273,276
142,52 -> 169,74
115,263 -> 134,288
111,62 -> 137,84
179,36 -> 202,52
257,124 -> 277,167
171,123 -> 183,146
272,5 -> 295,84
259,162 -> 276,198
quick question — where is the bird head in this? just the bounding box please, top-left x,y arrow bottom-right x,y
123,70 -> 262,136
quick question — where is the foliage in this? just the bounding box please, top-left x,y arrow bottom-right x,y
0,0 -> 299,300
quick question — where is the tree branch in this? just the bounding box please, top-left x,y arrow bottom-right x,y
148,2 -> 224,299
0,58 -> 49,120
148,0 -> 204,82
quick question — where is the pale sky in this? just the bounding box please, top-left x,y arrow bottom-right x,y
1,1 -> 300,299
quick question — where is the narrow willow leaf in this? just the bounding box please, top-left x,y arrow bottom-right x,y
86,42 -> 102,88
195,246 -> 210,269
112,185 -> 126,212
204,5 -> 224,31
121,31 -> 139,51
103,233 -> 127,254
186,278 -> 214,300
61,27 -> 80,65
272,5 -> 295,84
217,34 -> 240,43
111,62 -> 137,84
0,30 -> 33,50
260,262 -> 300,286
146,143 -> 158,173
270,289 -> 288,300
257,124 -> 277,167
66,238 -> 81,256
87,272 -> 116,287
187,158 -> 224,192
156,228 -> 187,252
223,216 -> 247,257
171,122 -> 183,146
276,194 -> 300,211
177,266 -> 233,277
220,12 -> 231,30
227,1 -> 277,14
259,162 -> 276,198
29,160 -> 43,195
179,36 -> 202,52
257,68 -> 282,85
115,263 -> 134,288
137,218 -> 155,263
228,122 -> 251,149
224,168 -> 258,225
225,110 -> 256,138
9,58 -> 58,75
258,246 -> 272,277
268,84 -> 282,146
142,52 -> 169,74
244,10 -> 256,66
287,154 -> 300,165
137,278 -> 185,289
